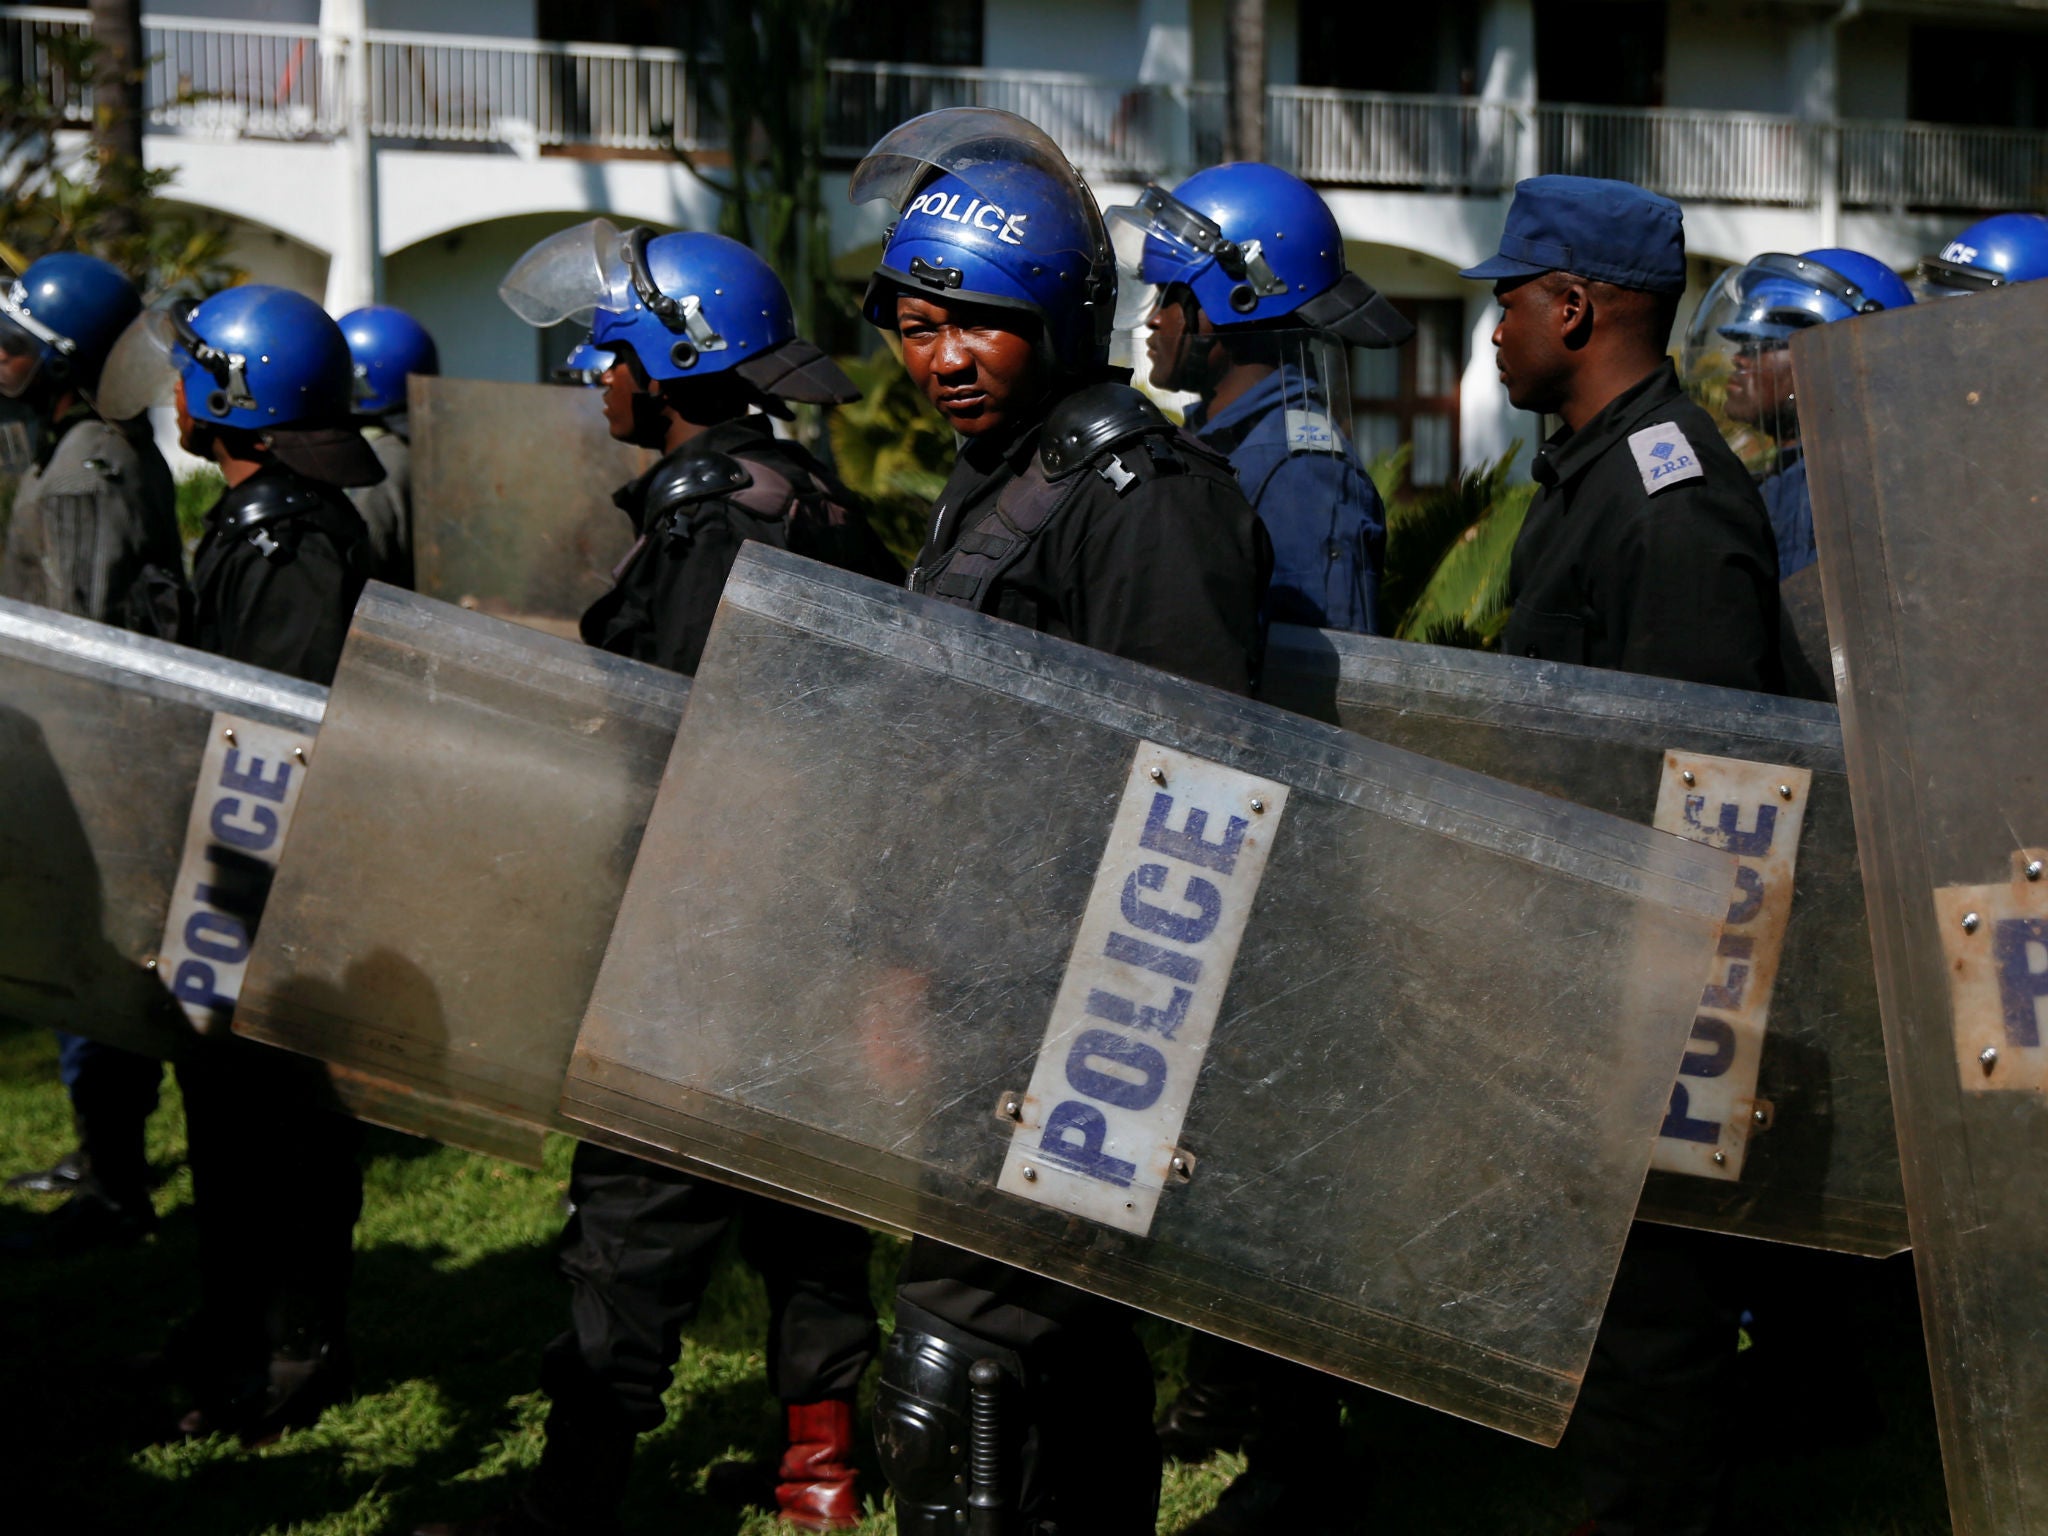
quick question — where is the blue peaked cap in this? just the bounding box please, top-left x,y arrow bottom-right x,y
1462,175 -> 1687,294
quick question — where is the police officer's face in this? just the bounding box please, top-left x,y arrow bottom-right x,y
1725,342 -> 1797,433
173,376 -> 200,454
597,351 -> 648,443
0,324 -> 38,399
1144,287 -> 1215,394
895,294 -> 1046,437
1490,276 -> 1576,415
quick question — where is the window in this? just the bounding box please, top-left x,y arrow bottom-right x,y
831,3 -> 984,68
1535,0 -> 1665,108
537,0 -> 701,48
1298,3 -> 1478,97
1908,25 -> 2048,130
1350,299 -> 1465,492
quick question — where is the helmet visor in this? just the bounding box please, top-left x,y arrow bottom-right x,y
850,107 -> 1079,212
1916,254 -> 2003,299
1680,264 -> 1811,474
498,218 -> 637,327
92,305 -> 186,421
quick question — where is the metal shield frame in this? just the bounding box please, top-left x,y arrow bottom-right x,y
0,597 -> 325,1058
1797,278 -> 2048,1535
407,375 -> 651,640
562,544 -> 1739,1445
1262,624 -> 1905,1258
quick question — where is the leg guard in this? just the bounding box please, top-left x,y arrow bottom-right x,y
874,1328 -> 1011,1536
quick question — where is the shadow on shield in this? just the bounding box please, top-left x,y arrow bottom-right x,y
560,544 -> 1743,1446
408,375 -> 651,641
0,597 -> 325,1060
1798,275 -> 2048,1536
1263,625 -> 1905,1259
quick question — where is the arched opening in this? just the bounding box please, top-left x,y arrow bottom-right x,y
385,211 -> 682,384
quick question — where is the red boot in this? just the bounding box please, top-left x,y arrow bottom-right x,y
775,1398 -> 861,1531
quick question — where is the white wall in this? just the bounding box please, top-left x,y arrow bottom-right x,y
984,0 -> 1144,76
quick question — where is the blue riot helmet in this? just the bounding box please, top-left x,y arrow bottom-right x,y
0,252 -> 143,400
97,284 -> 384,484
499,222 -> 856,404
1920,211 -> 2048,296
338,304 -> 439,416
1104,163 -> 1412,348
851,108 -> 1117,372
553,336 -> 614,386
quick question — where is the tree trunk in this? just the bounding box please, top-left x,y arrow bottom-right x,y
1224,0 -> 1265,163
90,0 -> 145,241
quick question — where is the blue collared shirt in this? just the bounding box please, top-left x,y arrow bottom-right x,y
1759,448 -> 1815,580
1187,367 -> 1385,635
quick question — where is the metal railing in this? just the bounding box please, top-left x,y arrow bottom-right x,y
1536,103 -> 1820,205
1839,118 -> 2048,210
11,8 -> 2048,210
1267,87 -> 1521,191
1,6 -> 332,139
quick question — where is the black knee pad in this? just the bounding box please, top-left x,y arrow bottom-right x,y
874,1327 -> 994,1535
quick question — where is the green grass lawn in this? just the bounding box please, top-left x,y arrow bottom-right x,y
0,1017 -> 1952,1535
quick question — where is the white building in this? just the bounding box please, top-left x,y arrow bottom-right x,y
8,0 -> 2044,483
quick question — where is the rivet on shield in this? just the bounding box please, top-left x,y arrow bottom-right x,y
1981,1046 -> 1999,1074
2028,860 -> 2044,882
1777,784 -> 1793,801
293,746 -> 308,764
143,956 -> 159,972
222,727 -> 236,745
1682,769 -> 1696,786
1021,1165 -> 1038,1182
1250,797 -> 1266,814
994,1091 -> 1023,1123
1149,765 -> 1167,785
1962,911 -> 1981,934
1169,1149 -> 1196,1183
1712,1150 -> 1727,1166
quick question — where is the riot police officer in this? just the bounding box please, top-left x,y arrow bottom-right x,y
852,108 -> 1271,1535
339,303 -> 439,588
97,282 -> 382,1439
1681,247 -> 1913,580
1102,161 -> 1413,1532
414,227 -> 894,1536
1463,176 -> 1781,1536
0,250 -> 178,1250
1919,209 -> 2048,296
1109,162 -> 1410,636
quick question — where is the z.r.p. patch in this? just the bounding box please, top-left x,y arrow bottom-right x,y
1628,423 -> 1705,495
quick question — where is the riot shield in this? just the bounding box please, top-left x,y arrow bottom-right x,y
562,544 -> 1738,1444
1796,278 -> 2048,1535
232,584 -> 686,1167
0,597 -> 325,1058
408,376 -> 649,639
1262,625 -> 1904,1257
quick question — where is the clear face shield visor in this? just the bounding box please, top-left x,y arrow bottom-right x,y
0,278 -> 71,400
1140,295 -> 1355,447
498,218 -> 728,357
94,303 -> 255,423
1104,184 -> 1290,333
1680,259 -> 1834,474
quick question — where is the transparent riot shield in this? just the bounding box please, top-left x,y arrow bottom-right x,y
0,597 -> 325,1058
408,376 -> 651,640
1263,625 -> 1904,1257
562,544 -> 1738,1444
1796,278 -> 2048,1536
232,584 -> 687,1167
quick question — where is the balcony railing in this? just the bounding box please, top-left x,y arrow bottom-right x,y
8,7 -> 2048,212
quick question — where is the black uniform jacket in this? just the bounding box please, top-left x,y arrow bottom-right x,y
913,401 -> 1271,697
581,415 -> 900,677
189,465 -> 370,686
1500,361 -> 1783,694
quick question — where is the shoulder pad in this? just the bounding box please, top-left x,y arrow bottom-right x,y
1626,422 -> 1707,496
39,421 -> 134,495
1039,383 -> 1170,480
223,475 -> 328,534
644,449 -> 755,525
